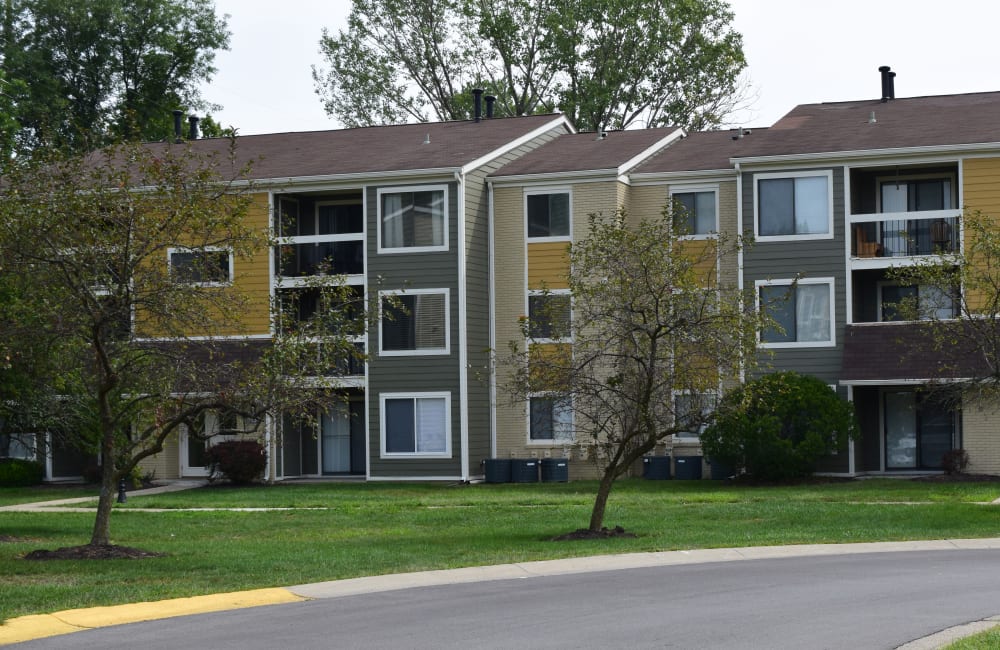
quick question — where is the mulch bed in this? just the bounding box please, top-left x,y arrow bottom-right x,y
551,525 -> 637,541
23,544 -> 166,560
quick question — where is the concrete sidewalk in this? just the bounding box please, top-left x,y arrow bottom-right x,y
0,480 -> 208,512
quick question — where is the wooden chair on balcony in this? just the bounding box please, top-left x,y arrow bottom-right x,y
855,227 -> 884,258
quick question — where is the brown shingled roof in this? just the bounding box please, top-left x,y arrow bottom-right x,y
489,128 -> 681,178
632,128 -> 767,174
736,91 -> 1000,159
149,114 -> 570,181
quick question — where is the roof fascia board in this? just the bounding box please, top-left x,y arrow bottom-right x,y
630,168 -> 736,185
490,169 -> 619,188
461,115 -> 576,174
733,141 -> 1000,167
616,128 -> 686,175
249,168 -> 459,190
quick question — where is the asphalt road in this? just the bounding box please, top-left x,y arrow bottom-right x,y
14,550 -> 1000,649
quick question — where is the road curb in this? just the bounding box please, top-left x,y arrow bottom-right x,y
0,588 -> 304,646
896,615 -> 1000,649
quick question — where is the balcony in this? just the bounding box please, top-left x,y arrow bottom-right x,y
851,211 -> 960,259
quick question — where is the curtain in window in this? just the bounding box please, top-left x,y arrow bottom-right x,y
415,398 -> 447,452
796,284 -> 830,342
382,194 -> 404,248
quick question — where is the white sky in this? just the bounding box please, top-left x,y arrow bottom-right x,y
201,0 -> 1000,135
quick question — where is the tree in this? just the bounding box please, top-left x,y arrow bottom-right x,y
700,372 -> 858,481
503,209 -> 765,532
1,0 -> 230,152
0,141 -> 365,548
888,210 -> 1000,400
313,0 -> 746,132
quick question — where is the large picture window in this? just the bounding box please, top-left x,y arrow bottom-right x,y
758,279 -> 834,347
529,396 -> 573,442
380,290 -> 449,355
381,393 -> 450,456
379,186 -> 447,252
756,173 -> 831,238
526,191 -> 570,239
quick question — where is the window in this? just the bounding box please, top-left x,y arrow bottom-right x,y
529,396 -> 573,442
0,433 -> 36,460
756,172 -> 831,238
276,198 -> 365,278
381,393 -> 450,456
758,279 -> 834,346
527,191 -> 570,239
380,290 -> 449,355
672,190 -> 717,236
527,292 -> 571,340
673,392 -> 717,439
379,186 -> 447,252
169,248 -> 232,285
879,283 -> 956,322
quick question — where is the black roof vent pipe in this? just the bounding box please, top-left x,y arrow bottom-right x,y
172,110 -> 184,143
472,88 -> 483,122
879,65 -> 892,102
485,95 -> 496,118
888,71 -> 896,100
188,115 -> 200,140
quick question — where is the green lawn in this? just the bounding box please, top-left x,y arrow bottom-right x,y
1,478 -> 999,621
943,625 -> 1000,649
0,485 -> 98,507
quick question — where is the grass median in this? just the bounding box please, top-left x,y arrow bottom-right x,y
2,478 -> 999,621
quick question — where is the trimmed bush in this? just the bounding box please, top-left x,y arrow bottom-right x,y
942,449 -> 969,475
0,457 -> 45,486
206,440 -> 267,485
701,372 -> 858,481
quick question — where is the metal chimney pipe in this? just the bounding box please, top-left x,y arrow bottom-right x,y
172,110 -> 183,143
485,95 -> 496,119
472,88 -> 484,123
188,115 -> 200,140
879,66 -> 891,103
888,71 -> 896,100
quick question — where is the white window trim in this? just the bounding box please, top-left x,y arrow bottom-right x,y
755,277 -> 836,348
524,187 -> 572,242
753,170 -> 834,242
874,172 -> 957,214
526,393 -> 574,445
669,184 -> 720,240
378,288 -> 451,356
526,289 -> 572,343
376,184 -> 449,254
167,246 -> 234,287
380,391 -> 452,458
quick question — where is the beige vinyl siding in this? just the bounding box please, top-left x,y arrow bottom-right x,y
962,392 -> 1000,474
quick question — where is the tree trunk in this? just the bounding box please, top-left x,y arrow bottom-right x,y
90,453 -> 116,546
588,469 -> 617,531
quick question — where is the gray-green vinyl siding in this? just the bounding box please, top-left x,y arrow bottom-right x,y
742,167 -> 846,385
366,181 -> 463,477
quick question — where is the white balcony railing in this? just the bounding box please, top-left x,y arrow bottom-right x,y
849,209 -> 961,259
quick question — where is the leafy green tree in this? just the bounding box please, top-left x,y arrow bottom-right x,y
1,0 -> 229,152
700,372 -> 858,481
0,141 -> 365,548
313,0 -> 746,131
503,209 -> 764,532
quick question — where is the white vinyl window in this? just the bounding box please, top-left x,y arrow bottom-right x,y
378,185 -> 448,252
168,247 -> 233,286
527,291 -> 571,341
878,283 -> 957,322
381,393 -> 451,457
755,171 -> 833,240
671,187 -> 718,237
757,278 -> 835,347
528,395 -> 573,442
379,289 -> 450,356
672,392 -> 717,439
1,433 -> 36,460
526,190 -> 571,240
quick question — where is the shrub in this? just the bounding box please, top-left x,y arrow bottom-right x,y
701,372 -> 858,481
942,449 -> 969,475
206,440 -> 267,485
0,458 -> 45,486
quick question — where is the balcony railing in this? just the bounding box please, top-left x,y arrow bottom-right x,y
851,210 -> 960,258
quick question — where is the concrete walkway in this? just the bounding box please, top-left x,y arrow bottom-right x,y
2,483 -> 999,648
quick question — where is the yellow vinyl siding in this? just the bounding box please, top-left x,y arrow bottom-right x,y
962,158 -> 1000,313
227,192 -> 271,335
527,242 -> 570,289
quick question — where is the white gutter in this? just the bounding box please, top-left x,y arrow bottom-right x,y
732,141 -> 1000,167
630,168 -> 736,184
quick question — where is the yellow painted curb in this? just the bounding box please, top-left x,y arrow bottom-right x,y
0,588 -> 305,646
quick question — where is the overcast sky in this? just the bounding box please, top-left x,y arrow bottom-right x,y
201,0 -> 1000,135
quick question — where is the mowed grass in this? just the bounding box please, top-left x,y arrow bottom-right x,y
2,478 -> 1000,621
942,626 -> 1000,649
0,485 -> 98,507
